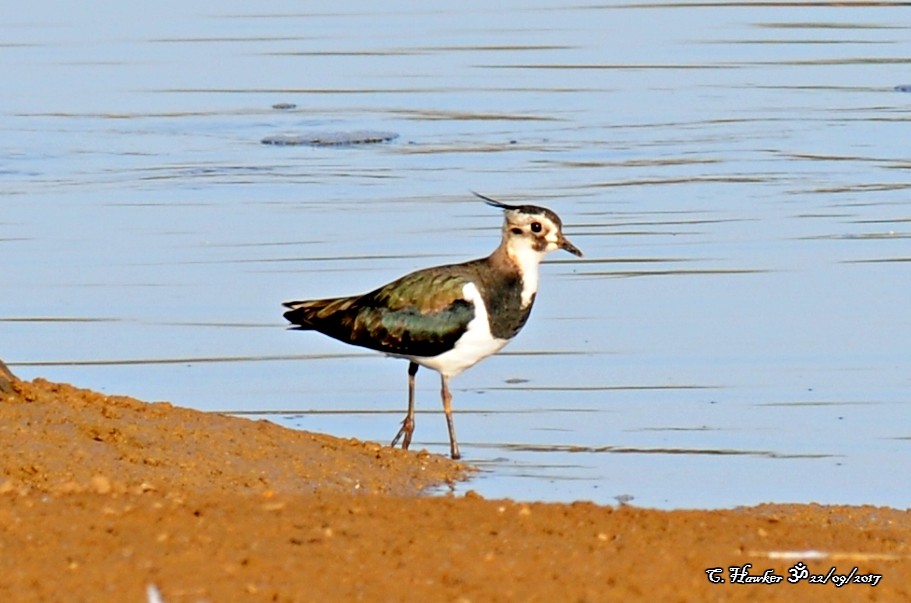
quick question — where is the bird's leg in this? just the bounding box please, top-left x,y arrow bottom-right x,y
391,362 -> 419,450
440,374 -> 461,460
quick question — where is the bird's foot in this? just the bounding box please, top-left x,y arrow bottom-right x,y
390,416 -> 414,450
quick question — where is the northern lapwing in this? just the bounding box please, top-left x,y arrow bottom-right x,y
283,193 -> 582,459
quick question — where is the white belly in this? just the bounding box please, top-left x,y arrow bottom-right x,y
403,282 -> 509,378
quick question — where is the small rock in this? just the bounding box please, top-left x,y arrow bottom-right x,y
139,482 -> 157,493
146,584 -> 165,603
90,475 -> 112,495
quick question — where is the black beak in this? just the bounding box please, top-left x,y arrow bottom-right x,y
559,235 -> 583,257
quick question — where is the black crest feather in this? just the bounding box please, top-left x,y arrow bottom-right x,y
472,191 -> 563,227
471,191 -> 521,211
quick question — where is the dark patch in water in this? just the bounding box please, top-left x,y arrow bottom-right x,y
262,130 -> 399,146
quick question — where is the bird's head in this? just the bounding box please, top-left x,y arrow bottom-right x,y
475,192 -> 583,259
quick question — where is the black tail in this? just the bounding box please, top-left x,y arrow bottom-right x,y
282,296 -> 359,331
282,300 -> 322,330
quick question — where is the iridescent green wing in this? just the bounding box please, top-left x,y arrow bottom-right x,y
349,268 -> 475,357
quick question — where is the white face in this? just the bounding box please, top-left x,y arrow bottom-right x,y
505,212 -> 560,254
502,209 -> 581,257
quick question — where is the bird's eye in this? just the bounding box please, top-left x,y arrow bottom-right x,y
511,227 -> 522,235
530,222 -> 542,233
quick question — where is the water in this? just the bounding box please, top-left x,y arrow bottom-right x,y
2,1 -> 909,509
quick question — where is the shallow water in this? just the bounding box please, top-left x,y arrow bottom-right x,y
3,1 -> 910,509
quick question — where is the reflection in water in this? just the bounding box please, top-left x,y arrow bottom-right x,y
2,1 -> 910,508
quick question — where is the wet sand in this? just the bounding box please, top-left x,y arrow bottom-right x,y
1,370 -> 908,602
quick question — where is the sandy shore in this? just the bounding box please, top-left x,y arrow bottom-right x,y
1,369 -> 908,602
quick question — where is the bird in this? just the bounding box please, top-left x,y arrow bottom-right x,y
282,192 -> 582,460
